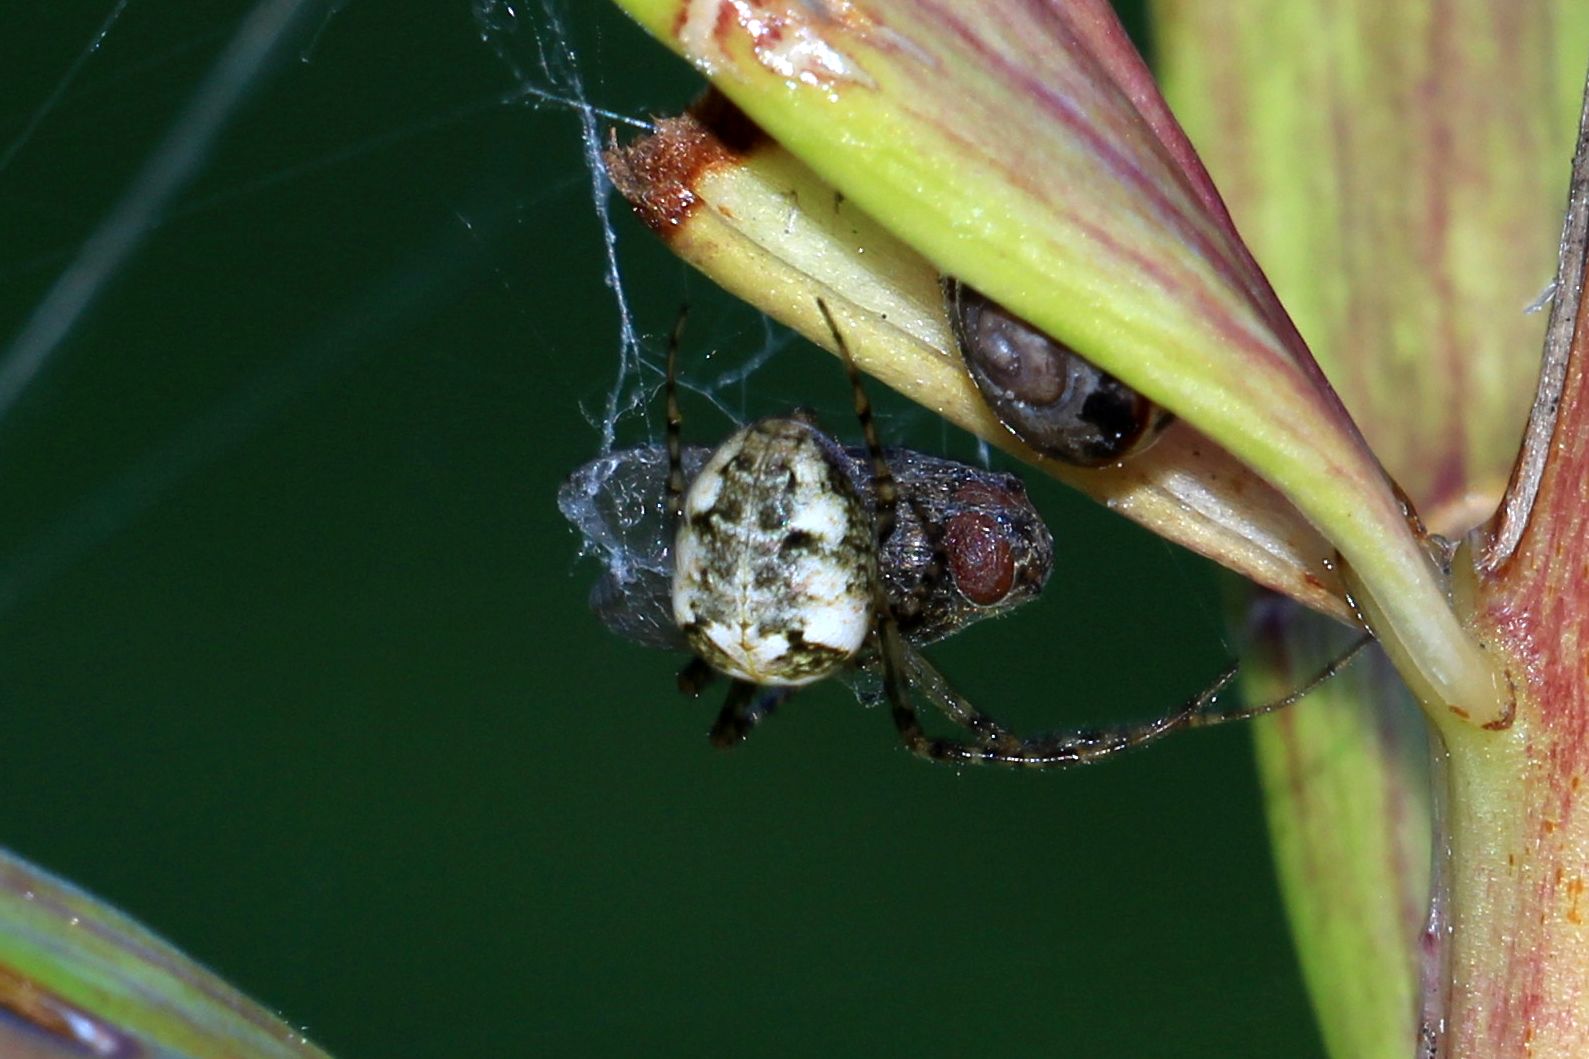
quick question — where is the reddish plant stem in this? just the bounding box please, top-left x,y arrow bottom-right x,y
1439,62 -> 1589,1059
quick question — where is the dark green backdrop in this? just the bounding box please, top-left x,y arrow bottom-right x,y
0,3 -> 1324,1056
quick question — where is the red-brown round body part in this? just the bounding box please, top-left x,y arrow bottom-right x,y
943,510 -> 1015,606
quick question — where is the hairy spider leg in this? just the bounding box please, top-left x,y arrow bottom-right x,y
674,648 -> 794,748
815,300 -> 972,758
1182,632 -> 1374,729
819,300 -> 899,552
901,651 -> 1236,767
710,685 -> 796,748
675,655 -> 716,696
664,306 -> 689,528
896,631 -> 1373,768
900,650 -> 1031,752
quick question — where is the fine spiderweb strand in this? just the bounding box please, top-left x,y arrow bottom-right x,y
0,210 -> 507,622
0,0 -> 131,179
0,0 -> 316,430
0,91 -> 598,288
533,0 -> 643,453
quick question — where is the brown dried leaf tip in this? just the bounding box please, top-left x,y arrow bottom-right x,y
603,96 -> 768,234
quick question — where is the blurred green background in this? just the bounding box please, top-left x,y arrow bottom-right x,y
0,3 -> 1324,1056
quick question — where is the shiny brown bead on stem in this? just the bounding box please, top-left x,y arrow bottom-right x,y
946,278 -> 1171,466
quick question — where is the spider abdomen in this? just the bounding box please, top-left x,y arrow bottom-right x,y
672,417 -> 875,686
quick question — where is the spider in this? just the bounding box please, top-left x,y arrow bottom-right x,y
659,300 -> 1368,766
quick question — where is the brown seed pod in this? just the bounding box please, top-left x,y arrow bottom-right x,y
946,278 -> 1172,466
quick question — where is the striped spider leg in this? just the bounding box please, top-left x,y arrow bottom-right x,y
893,633 -> 1372,767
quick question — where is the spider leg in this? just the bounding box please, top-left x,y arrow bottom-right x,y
890,646 -> 1237,768
888,633 -> 1373,768
903,647 -> 1021,748
872,607 -> 937,748
1182,632 -> 1374,730
889,492 -> 942,630
819,299 -> 1019,758
676,656 -> 717,697
709,682 -> 796,749
819,299 -> 898,546
664,307 -> 689,529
